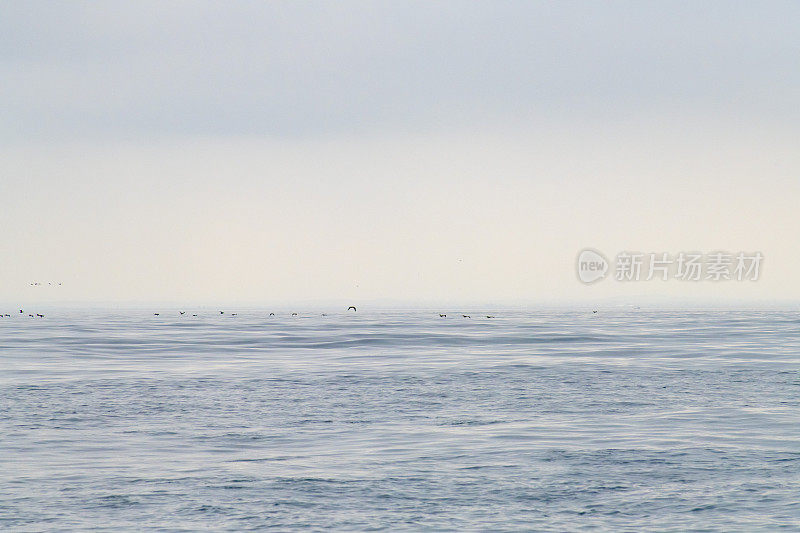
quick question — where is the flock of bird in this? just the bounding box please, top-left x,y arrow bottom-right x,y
3,307 -> 604,321
152,306 -> 361,318
147,308 -> 499,319
0,309 -> 45,318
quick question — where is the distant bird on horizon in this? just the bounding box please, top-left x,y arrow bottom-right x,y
28,314 -> 33,317
439,314 -> 446,317
192,314 -> 198,317
36,314 -> 44,318
269,313 -> 275,316
154,313 -> 160,316
179,311 -> 185,315
462,315 -> 471,318
486,316 -> 494,318
231,313 -> 237,316
291,312 -> 298,316
321,313 -> 327,316
347,306 -> 357,312
592,310 -> 598,313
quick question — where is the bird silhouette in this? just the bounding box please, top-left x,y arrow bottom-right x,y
462,315 -> 471,318
179,311 -> 185,315
439,314 -> 446,317
154,313 -> 160,316
269,313 -> 275,316
347,306 -> 357,312
291,312 -> 298,316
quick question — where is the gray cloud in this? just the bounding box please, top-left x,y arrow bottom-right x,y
2,1 -> 799,141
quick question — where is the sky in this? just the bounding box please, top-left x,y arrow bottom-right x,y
1,1 -> 799,306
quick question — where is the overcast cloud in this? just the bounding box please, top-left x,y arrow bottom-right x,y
3,1 -> 799,141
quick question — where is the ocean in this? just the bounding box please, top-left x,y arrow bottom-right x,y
1,308 -> 798,531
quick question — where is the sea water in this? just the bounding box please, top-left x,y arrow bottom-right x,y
1,308 -> 798,531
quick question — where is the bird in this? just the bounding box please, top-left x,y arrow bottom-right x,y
269,313 -> 275,316
486,315 -> 494,318
192,314 -> 198,317
321,313 -> 327,316
179,311 -> 185,315
439,314 -> 446,317
291,312 -> 298,316
347,306 -> 357,312
231,313 -> 237,316
36,314 -> 44,318
462,315 -> 471,318
592,310 -> 598,314
28,314 -> 33,317
154,313 -> 160,316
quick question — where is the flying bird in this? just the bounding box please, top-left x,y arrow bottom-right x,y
439,314 -> 446,317
347,306 -> 357,312
462,315 -> 471,318
291,312 -> 298,316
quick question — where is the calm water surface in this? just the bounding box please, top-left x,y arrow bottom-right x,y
1,308 -> 799,531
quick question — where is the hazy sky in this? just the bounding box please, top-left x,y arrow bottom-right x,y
2,1 -> 799,305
